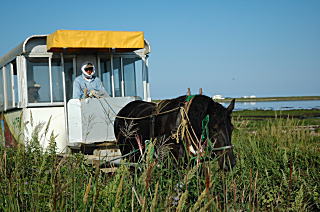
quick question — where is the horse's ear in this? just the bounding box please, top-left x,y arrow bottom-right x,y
227,99 -> 235,113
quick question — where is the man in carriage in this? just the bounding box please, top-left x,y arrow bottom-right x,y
72,62 -> 109,99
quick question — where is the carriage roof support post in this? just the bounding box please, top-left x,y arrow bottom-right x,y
199,88 -> 203,95
17,56 -> 27,107
142,56 -> 150,101
134,40 -> 151,101
110,55 -> 115,97
60,52 -> 70,146
48,56 -> 53,104
146,58 -> 151,101
120,57 -> 125,97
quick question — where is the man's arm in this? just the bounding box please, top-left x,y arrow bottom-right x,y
96,78 -> 110,97
72,78 -> 82,99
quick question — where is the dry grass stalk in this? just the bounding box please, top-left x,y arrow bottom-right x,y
155,136 -> 172,162
199,199 -> 215,212
141,197 -> 146,212
92,170 -> 101,211
233,180 -> 237,206
131,187 -> 135,212
289,160 -> 293,192
136,134 -> 143,156
241,185 -> 246,204
191,188 -> 209,212
183,165 -> 198,186
253,170 -> 259,210
83,176 -> 92,205
114,175 -> 124,210
51,156 -> 69,211
145,161 -> 156,191
120,120 -> 138,139
204,163 -> 211,193
164,192 -> 174,212
224,177 -> 228,210
2,151 -> 6,176
150,181 -> 159,212
132,186 -> 141,206
249,168 -> 252,204
176,190 -> 188,212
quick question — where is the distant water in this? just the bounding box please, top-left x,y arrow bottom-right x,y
221,100 -> 320,111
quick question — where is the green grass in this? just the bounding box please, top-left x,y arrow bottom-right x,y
233,109 -> 320,117
0,113 -> 320,211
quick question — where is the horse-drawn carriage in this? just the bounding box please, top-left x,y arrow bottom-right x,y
0,30 -> 235,168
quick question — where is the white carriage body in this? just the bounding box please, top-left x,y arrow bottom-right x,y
0,30 -> 151,153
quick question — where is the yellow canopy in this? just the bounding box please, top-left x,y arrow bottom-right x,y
47,30 -> 144,51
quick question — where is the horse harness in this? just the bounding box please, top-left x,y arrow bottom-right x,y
115,96 -> 233,159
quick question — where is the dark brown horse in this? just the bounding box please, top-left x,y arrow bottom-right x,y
114,95 -> 236,170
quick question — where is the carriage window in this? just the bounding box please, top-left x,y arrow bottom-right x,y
0,68 -> 4,110
100,58 -> 112,96
5,64 -> 13,108
123,58 -> 137,97
51,59 -> 64,102
64,59 -> 74,101
27,57 -> 50,103
113,57 -> 122,97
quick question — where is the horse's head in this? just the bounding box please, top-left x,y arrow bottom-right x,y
208,99 -> 236,171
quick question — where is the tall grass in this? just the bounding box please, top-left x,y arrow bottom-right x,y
0,117 -> 319,211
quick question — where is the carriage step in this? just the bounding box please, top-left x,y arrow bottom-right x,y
84,149 -> 122,164
100,167 -> 118,173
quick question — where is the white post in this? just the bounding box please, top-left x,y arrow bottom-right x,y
111,56 -> 115,97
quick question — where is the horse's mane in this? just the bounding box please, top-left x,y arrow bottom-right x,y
156,95 -> 187,112
156,95 -> 228,115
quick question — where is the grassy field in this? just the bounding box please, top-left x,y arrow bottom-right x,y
0,110 -> 319,211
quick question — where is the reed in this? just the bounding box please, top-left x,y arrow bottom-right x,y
0,113 -> 319,211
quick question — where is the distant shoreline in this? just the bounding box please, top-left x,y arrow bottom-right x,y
215,96 -> 320,102
153,96 -> 320,103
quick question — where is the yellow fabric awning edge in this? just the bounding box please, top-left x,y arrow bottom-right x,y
47,30 -> 145,51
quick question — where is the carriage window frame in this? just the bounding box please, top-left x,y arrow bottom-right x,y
26,56 -> 64,106
122,55 -> 144,99
99,56 -> 113,96
123,57 -> 138,97
3,63 -> 16,110
135,59 -> 144,99
0,60 -> 21,111
62,55 -> 76,102
12,61 -> 18,107
99,54 -> 144,99
51,58 -> 64,102
112,56 -> 122,97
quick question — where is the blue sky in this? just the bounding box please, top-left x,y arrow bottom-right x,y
0,0 -> 319,99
